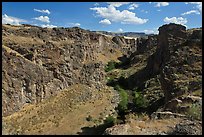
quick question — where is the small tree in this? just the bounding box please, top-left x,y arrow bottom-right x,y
133,91 -> 148,109
105,61 -> 116,72
118,89 -> 128,113
104,116 -> 117,127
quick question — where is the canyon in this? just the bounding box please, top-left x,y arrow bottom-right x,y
2,23 -> 202,135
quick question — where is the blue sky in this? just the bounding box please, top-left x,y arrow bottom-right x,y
2,2 -> 202,34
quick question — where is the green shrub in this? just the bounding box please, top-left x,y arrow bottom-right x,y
133,91 -> 148,109
186,103 -> 202,120
105,60 -> 121,72
105,61 -> 116,72
104,116 -> 116,127
118,89 -> 128,113
114,85 -> 128,113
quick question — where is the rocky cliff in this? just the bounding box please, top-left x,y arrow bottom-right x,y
2,23 -> 202,135
103,23 -> 202,135
2,24 -> 137,116
127,23 -> 202,107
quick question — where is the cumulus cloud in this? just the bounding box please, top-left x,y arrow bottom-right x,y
34,16 -> 50,23
99,19 -> 111,25
117,28 -> 123,32
154,2 -> 169,7
73,23 -> 80,27
34,9 -> 50,14
90,5 -> 148,25
41,24 -> 57,28
107,2 -> 131,7
69,23 -> 81,27
2,14 -> 27,25
94,3 -> 99,6
128,3 -> 139,10
164,17 -> 187,25
144,29 -> 159,34
185,2 -> 202,13
181,10 -> 200,15
144,29 -> 154,34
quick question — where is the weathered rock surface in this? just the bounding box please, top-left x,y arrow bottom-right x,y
2,24 -> 137,116
103,124 -> 132,135
106,23 -> 202,135
2,23 -> 202,135
168,119 -> 202,135
126,23 -> 202,112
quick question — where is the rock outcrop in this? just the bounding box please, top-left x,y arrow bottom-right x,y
168,119 -> 202,135
126,23 -> 202,111
2,23 -> 202,135
157,24 -> 202,107
2,24 -> 137,116
103,124 -> 132,135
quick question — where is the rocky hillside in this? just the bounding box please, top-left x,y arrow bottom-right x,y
127,23 -> 202,112
2,24 -> 137,116
103,23 -> 202,135
2,23 -> 202,135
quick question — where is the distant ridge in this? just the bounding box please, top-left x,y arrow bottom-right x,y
93,31 -> 148,38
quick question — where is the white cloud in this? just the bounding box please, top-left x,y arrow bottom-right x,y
94,3 -> 99,6
69,23 -> 81,27
181,10 -> 200,15
157,9 -> 161,12
128,3 -> 139,10
117,28 -> 123,32
164,17 -> 187,25
99,19 -> 111,25
197,4 -> 202,13
2,14 -> 27,25
154,2 -> 169,7
144,29 -> 154,34
73,23 -> 80,27
185,2 -> 202,13
34,9 -> 50,14
34,16 -> 50,23
107,2 -> 131,7
41,24 -> 57,28
141,10 -> 148,13
144,29 -> 158,34
90,5 -> 148,25
186,2 -> 201,5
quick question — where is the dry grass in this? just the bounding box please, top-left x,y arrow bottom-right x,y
96,50 -> 123,64
2,84 -> 117,135
192,89 -> 202,97
3,24 -> 22,30
3,45 -> 24,57
3,35 -> 44,46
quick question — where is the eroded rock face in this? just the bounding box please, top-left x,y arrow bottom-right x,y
132,23 -> 201,105
169,119 -> 202,135
2,47 -> 62,116
157,24 -> 202,104
2,24 -> 137,116
126,23 -> 202,113
103,124 -> 132,135
125,35 -> 158,89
